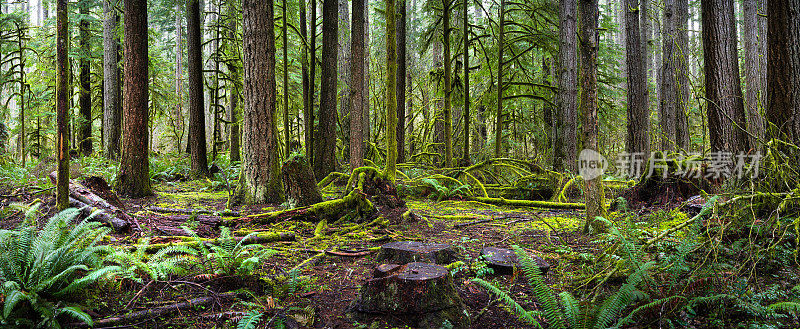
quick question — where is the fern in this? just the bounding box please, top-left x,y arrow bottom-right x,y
513,245 -> 568,329
0,208 -> 118,328
471,278 -> 543,327
768,301 -> 800,315
236,311 -> 263,329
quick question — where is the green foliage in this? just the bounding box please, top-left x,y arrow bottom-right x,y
418,178 -> 473,201
186,227 -> 278,276
0,208 -> 119,328
236,310 -> 263,329
104,238 -> 197,283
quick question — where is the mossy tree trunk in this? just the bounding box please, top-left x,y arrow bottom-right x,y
442,0 -> 453,167
240,0 -> 284,204
385,0 -> 398,181
494,0 -> 505,160
313,0 -> 338,179
227,6 -> 240,163
396,0 -> 406,164
56,0 -> 69,210
282,155 -> 323,207
350,0 -> 366,170
102,0 -> 121,160
555,0 -> 578,173
461,0 -> 470,165
115,0 -> 151,197
78,0 -> 92,156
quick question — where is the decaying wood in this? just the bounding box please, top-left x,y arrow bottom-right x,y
352,262 -> 470,328
148,206 -> 240,217
72,292 -> 243,328
375,241 -> 457,265
67,197 -> 130,232
281,154 -> 324,206
49,172 -> 133,232
480,247 -> 550,275
465,196 -> 585,210
227,186 -> 378,225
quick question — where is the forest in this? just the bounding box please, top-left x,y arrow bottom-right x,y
1,0 -> 799,327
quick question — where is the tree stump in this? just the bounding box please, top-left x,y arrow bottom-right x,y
375,241 -> 457,265
352,262 -> 470,329
480,247 -> 550,275
281,154 -> 323,207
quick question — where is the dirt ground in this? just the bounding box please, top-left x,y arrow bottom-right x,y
1,180 -> 598,329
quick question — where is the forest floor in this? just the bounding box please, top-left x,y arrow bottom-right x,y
1,178 -> 601,328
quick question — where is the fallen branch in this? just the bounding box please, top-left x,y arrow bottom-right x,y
453,218 -> 493,228
138,232 -> 296,253
73,292 -> 243,328
464,196 -> 585,210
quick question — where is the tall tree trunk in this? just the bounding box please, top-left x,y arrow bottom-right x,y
240,0 -> 284,203
442,0 -> 453,167
767,0 -> 800,141
385,0 -> 398,180
174,1 -> 184,153
580,0 -> 603,233
350,0 -> 365,170
338,0 -> 351,159
188,0 -> 209,177
228,11 -> 240,162
301,0 -> 310,157
363,11 -> 371,142
116,0 -> 151,197
494,0 -> 505,159
78,0 -> 92,156
313,0 -> 338,178
675,0 -> 690,149
283,0 -> 291,153
56,0 -> 70,210
743,0 -> 765,147
642,0 -> 651,102
461,0 -> 469,164
396,0 -> 406,164
308,0 -> 317,160
702,0 -> 748,153
625,0 -> 650,156
103,0 -> 121,160
660,0 -> 676,151
555,0 -> 578,173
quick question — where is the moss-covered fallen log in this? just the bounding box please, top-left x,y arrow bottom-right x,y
227,182 -> 378,225
464,196 -> 585,210
137,232 -> 296,252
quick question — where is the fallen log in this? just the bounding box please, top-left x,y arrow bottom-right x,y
72,292 -> 243,328
138,232 -> 296,253
49,172 -> 132,232
147,206 -> 240,217
464,196 -> 585,210
227,180 -> 378,225
67,197 -> 130,232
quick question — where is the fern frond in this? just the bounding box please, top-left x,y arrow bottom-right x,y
513,245 -> 567,329
471,278 -> 543,327
559,291 -> 580,328
236,311 -> 263,329
768,301 -> 800,315
57,306 -> 93,326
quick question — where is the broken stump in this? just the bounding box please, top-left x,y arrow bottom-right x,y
281,154 -> 323,207
352,262 -> 470,329
480,247 -> 550,275
375,241 -> 457,265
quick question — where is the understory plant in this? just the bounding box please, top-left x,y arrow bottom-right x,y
0,206 -> 119,328
187,227 -> 278,276
472,245 -> 652,329
104,238 -> 197,283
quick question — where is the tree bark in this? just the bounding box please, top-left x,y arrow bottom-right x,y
227,9 -> 240,162
385,0 -> 398,180
494,0 -> 505,160
78,1 -> 92,156
282,154 -> 323,207
313,0 -> 338,179
338,0 -> 351,159
240,0 -> 284,204
442,0 -> 453,167
103,0 -> 121,160
660,0 -> 676,151
625,0 -> 650,156
350,0 -> 365,170
461,0 -> 470,165
766,0 -> 799,141
580,0 -> 604,232
307,0 -> 317,159
396,0 -> 407,164
674,0 -> 690,149
174,2 -> 184,153
555,0 -> 578,173
301,0 -> 311,158
56,0 -> 70,210
188,0 -> 209,178
116,0 -> 151,197
743,0 -> 765,147
702,0 -> 748,153
283,0 -> 291,153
